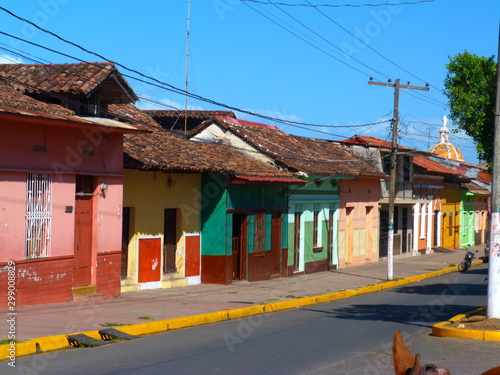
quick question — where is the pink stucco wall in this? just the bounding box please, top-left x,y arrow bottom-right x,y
0,121 -> 123,174
338,177 -> 381,267
95,175 -> 124,252
0,118 -> 124,263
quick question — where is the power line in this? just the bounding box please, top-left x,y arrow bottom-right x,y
240,0 -> 435,8
243,1 -> 446,109
241,1 -> 381,80
303,0 -> 443,94
267,1 -> 393,81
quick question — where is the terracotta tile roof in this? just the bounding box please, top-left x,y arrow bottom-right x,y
339,134 -> 414,152
0,62 -> 137,101
117,105 -> 299,179
413,156 -> 462,176
109,103 -> 160,130
0,78 -> 73,115
194,116 -> 387,178
0,79 -> 141,132
460,181 -> 490,195
477,170 -> 492,185
143,110 -> 237,137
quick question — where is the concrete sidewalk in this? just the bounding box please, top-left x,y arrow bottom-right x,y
0,247 -> 490,359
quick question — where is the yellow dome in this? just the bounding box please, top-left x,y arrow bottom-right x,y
428,143 -> 464,161
428,116 -> 464,161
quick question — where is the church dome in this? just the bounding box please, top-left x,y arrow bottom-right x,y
428,116 -> 464,161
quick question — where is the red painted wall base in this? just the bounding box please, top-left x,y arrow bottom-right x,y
0,251 -> 122,307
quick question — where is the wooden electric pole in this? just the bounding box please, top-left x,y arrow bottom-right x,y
368,79 -> 429,280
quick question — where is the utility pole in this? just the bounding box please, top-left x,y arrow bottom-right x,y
184,0 -> 191,138
368,78 -> 429,280
488,25 -> 500,319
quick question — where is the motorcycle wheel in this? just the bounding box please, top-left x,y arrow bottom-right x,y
458,261 -> 469,272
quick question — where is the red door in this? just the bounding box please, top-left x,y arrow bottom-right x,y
138,238 -> 161,283
74,196 -> 93,287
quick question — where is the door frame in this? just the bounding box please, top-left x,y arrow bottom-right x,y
270,211 -> 282,278
231,213 -> 248,280
74,195 -> 94,287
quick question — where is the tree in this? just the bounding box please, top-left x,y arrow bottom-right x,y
444,51 -> 497,164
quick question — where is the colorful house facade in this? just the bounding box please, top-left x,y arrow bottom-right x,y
412,155 -> 463,252
119,108 -> 302,288
190,116 -> 386,274
337,135 -> 419,257
426,118 -> 491,249
0,66 -> 140,306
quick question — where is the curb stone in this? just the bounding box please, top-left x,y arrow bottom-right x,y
432,306 -> 500,341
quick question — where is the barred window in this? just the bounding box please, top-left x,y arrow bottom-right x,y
26,173 -> 52,258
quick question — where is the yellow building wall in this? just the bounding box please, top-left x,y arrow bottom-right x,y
441,184 -> 461,250
121,169 -> 201,292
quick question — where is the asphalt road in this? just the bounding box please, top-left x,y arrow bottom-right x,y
3,264 -> 499,375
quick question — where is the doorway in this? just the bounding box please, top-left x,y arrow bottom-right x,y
74,195 -> 93,287
232,213 -> 247,280
163,209 -> 177,273
270,211 -> 282,277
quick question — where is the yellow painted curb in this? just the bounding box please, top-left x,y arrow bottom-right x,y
266,297 -> 317,312
357,284 -> 382,294
433,322 -> 484,340
380,279 -> 409,290
0,342 -> 16,361
167,311 -> 229,330
226,305 -> 267,319
432,306 -> 500,341
119,321 -> 167,336
35,334 -> 69,353
484,330 -> 500,341
315,290 -> 357,304
0,340 -> 38,361
448,314 -> 467,323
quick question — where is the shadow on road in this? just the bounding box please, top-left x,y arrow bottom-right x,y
305,303 -> 480,327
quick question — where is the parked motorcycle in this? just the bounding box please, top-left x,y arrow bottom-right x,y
458,248 -> 477,272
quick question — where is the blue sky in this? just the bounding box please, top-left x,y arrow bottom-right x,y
0,0 -> 498,164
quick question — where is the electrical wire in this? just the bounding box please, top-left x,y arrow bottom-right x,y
303,0 -> 443,94
243,1 -> 446,110
241,1 -> 381,80
267,1 -> 393,81
240,0 -> 435,8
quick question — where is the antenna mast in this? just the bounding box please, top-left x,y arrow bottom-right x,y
184,0 -> 191,137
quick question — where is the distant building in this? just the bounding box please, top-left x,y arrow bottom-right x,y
428,116 -> 464,161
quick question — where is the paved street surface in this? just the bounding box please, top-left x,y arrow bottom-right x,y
0,247 -> 485,341
2,258 -> 498,375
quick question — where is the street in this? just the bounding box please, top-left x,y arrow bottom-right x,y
3,264 -> 499,375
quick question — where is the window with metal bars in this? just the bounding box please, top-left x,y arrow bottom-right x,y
26,173 -> 52,258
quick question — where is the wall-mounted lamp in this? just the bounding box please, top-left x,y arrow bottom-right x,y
100,183 -> 109,192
